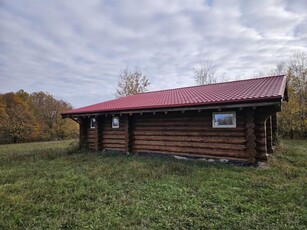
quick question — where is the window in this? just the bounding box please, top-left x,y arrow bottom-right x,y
212,111 -> 236,128
112,117 -> 119,128
90,118 -> 96,129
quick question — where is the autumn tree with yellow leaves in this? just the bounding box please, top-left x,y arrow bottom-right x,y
0,90 -> 78,143
277,51 -> 307,139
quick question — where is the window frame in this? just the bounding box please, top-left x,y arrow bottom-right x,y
90,117 -> 96,129
112,116 -> 120,128
212,111 -> 236,128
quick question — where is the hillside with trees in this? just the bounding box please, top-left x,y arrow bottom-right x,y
0,90 -> 78,143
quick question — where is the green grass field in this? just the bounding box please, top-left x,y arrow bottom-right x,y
0,140 -> 306,229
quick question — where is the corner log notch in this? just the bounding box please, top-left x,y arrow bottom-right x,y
125,115 -> 134,153
271,113 -> 278,146
97,116 -> 103,150
254,106 -> 280,160
79,117 -> 89,149
245,109 -> 257,163
266,116 -> 273,154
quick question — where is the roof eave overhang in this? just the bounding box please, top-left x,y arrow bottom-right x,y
62,98 -> 282,119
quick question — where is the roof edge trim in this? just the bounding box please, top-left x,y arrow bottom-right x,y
62,101 -> 281,118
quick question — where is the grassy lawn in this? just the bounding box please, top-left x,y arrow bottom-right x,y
0,140 -> 306,229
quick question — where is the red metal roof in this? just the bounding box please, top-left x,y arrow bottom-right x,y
62,75 -> 287,115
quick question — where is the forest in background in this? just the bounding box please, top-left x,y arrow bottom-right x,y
0,90 -> 78,143
275,51 -> 307,139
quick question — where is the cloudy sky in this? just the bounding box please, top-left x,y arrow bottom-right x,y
0,0 -> 306,108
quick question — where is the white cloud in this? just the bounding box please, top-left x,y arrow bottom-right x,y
0,0 -> 306,107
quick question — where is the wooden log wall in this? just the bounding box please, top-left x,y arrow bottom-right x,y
79,117 -> 88,149
101,116 -> 127,151
266,116 -> 273,154
254,106 -> 277,160
132,110 -> 247,160
84,117 -> 99,150
271,113 -> 277,145
97,116 -> 103,150
254,115 -> 267,160
79,106 -> 279,162
245,109 -> 256,163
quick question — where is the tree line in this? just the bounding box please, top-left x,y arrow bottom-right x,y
0,90 -> 78,143
275,51 -> 307,139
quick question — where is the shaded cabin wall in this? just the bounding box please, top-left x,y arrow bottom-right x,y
254,107 -> 278,160
80,116 -> 127,151
102,116 -> 127,151
132,110 -> 247,160
79,106 -> 279,162
79,117 -> 89,149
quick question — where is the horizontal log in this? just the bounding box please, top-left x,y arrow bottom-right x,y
103,127 -> 126,132
135,135 -> 246,144
87,129 -> 96,133
104,148 -> 126,151
134,113 -> 244,121
133,120 -> 245,127
134,145 -> 246,158
103,134 -> 126,139
134,130 -> 245,137
87,139 -> 97,143
135,115 -> 211,121
103,139 -> 125,144
103,143 -> 125,149
134,126 -> 245,132
134,140 -> 246,151
102,131 -> 126,135
135,150 -> 247,161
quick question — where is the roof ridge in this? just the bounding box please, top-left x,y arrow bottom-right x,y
134,74 -> 285,96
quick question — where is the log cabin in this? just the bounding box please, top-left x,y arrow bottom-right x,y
62,75 -> 288,163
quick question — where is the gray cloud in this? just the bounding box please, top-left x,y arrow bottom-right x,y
0,0 -> 306,107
